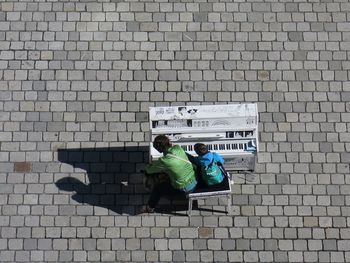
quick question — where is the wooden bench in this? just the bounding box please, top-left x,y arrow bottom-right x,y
186,173 -> 233,216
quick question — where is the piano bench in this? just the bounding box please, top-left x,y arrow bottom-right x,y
186,175 -> 233,216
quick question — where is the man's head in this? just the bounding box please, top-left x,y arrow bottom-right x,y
194,143 -> 208,156
153,135 -> 172,153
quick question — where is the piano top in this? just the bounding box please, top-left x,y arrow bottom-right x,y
150,104 -> 258,132
149,104 -> 258,121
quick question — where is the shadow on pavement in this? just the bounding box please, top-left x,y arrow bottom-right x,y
56,146 -> 192,216
56,146 -> 149,216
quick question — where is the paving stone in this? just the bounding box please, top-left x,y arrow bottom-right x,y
111,238 -> 125,250
154,238 -> 168,250
165,228 -> 179,238
172,250 -> 185,262
150,227 -> 165,238
83,239 -> 97,251
139,238 -> 153,251
158,250 -> 171,262
180,228 -> 197,238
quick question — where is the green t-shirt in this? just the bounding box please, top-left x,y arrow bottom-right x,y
145,145 -> 196,190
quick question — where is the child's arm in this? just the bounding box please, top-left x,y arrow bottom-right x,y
213,152 -> 225,165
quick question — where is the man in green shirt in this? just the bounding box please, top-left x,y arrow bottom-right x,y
141,135 -> 197,213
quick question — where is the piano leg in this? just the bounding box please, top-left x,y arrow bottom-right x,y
227,194 -> 232,214
188,198 -> 193,216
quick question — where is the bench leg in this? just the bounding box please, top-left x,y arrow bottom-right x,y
227,194 -> 232,214
188,198 -> 193,216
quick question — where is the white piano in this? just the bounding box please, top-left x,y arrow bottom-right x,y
149,103 -> 259,172
148,103 -> 259,215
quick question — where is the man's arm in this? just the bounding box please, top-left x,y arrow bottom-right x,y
145,159 -> 165,174
186,152 -> 201,167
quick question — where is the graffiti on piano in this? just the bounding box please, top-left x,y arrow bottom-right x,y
226,131 -> 255,139
246,116 -> 256,126
150,104 -> 257,124
165,107 -> 176,114
212,120 -> 230,126
177,106 -> 198,118
155,108 -> 165,116
152,119 -> 193,129
153,106 -> 200,120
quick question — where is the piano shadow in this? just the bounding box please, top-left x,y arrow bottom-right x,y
158,204 -> 228,216
56,146 -> 149,216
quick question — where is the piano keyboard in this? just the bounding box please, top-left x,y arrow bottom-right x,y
178,139 -> 257,153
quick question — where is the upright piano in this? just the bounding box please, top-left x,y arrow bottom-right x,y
149,103 -> 259,171
148,103 -> 259,215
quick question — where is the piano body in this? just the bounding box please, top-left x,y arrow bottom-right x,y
149,103 -> 259,172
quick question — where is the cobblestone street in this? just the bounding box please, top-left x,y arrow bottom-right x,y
1,0 -> 350,262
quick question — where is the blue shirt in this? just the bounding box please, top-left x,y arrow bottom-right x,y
187,151 -> 225,184
187,151 -> 225,167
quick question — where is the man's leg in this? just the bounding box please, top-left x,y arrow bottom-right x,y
148,181 -> 181,209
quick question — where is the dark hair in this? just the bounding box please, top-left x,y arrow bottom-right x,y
153,135 -> 171,153
194,143 -> 208,156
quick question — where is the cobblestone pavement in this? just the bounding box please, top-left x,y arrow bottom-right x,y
1,0 -> 350,262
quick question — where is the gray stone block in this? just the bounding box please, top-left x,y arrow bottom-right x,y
112,238 -> 125,250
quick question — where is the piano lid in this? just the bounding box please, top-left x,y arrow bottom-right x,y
149,104 -> 257,121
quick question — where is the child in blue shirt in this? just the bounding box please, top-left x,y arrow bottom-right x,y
187,143 -> 225,186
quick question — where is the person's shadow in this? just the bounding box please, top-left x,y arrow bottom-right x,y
56,146 -> 189,216
56,146 -> 152,216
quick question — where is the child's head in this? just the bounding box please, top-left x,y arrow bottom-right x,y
194,143 -> 208,156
